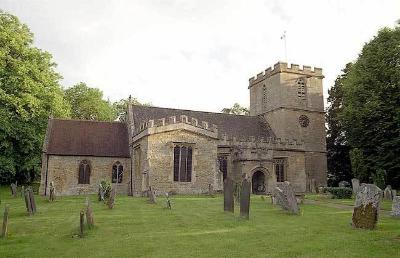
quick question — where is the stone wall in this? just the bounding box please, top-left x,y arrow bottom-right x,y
39,155 -> 131,195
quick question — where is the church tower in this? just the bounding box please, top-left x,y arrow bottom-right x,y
249,62 -> 327,187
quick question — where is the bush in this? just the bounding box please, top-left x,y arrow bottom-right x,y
99,180 -> 112,199
325,187 -> 353,199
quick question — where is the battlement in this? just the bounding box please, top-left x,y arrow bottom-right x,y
249,62 -> 323,87
134,115 -> 218,136
219,134 -> 304,150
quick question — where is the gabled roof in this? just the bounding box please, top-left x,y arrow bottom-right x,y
44,119 -> 130,158
131,105 -> 275,140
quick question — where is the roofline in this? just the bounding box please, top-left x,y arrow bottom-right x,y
130,104 -> 252,118
49,118 -> 125,124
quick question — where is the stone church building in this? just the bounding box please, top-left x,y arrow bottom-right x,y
39,62 -> 327,196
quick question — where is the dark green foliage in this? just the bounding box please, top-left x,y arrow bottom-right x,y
326,64 -> 353,186
0,10 -> 70,184
340,25 -> 400,188
99,180 -> 111,199
221,103 -> 249,115
325,187 -> 353,199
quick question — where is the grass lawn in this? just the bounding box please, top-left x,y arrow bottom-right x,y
0,187 -> 399,258
305,194 -> 394,210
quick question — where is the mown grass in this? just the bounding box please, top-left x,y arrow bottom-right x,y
0,187 -> 399,258
305,194 -> 394,210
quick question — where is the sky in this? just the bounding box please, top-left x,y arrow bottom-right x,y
1,0 -> 399,112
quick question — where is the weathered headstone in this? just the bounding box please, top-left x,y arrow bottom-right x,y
234,182 -> 241,203
28,188 -> 37,214
165,193 -> 172,209
240,178 -> 251,219
1,205 -> 9,238
85,197 -> 94,228
352,183 -> 382,229
107,188 -> 116,209
10,183 -> 17,198
24,188 -> 36,215
351,178 -> 360,194
384,185 -> 393,201
392,190 -> 397,199
208,184 -> 214,197
273,181 -> 299,214
309,178 -> 317,193
79,210 -> 85,238
391,196 -> 400,217
148,186 -> 156,204
49,181 -> 55,202
223,177 -> 234,213
20,186 -> 25,197
98,184 -> 105,201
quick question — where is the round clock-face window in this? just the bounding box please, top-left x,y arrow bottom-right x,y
299,115 -> 310,127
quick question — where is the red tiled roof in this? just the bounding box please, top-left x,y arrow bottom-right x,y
45,119 -> 130,157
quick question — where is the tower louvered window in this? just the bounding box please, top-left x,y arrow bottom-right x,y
78,160 -> 91,184
296,78 -> 306,100
173,144 -> 193,182
262,84 -> 267,106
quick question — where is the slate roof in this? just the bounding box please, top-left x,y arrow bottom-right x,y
131,105 -> 275,139
44,119 -> 130,157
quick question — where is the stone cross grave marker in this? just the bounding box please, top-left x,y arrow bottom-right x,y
240,178 -> 251,219
351,178 -> 360,194
272,181 -> 299,215
352,183 -> 382,229
1,205 -> 9,239
107,188 -> 116,209
148,186 -> 156,204
10,183 -> 17,198
384,185 -> 393,201
391,196 -> 400,217
223,177 -> 234,213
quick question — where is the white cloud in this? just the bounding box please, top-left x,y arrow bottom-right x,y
2,0 -> 399,112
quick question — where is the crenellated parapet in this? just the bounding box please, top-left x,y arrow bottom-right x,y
133,115 -> 218,137
249,62 -> 323,87
219,134 -> 304,151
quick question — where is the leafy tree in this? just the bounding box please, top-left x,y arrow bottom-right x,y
64,82 -> 116,121
326,64 -> 352,186
113,95 -> 151,122
221,103 -> 249,115
0,10 -> 70,183
340,25 -> 400,188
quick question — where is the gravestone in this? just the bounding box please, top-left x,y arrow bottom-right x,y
392,190 -> 397,199
10,183 -> 17,198
1,205 -> 9,238
223,177 -> 234,213
391,196 -> 400,217
208,184 -> 214,197
107,188 -> 116,209
352,183 -> 382,229
273,181 -> 299,214
240,179 -> 251,219
148,186 -> 156,204
351,178 -> 360,194
165,193 -> 172,209
49,181 -> 55,202
85,197 -> 94,228
21,186 -> 25,197
98,184 -> 105,201
24,188 -> 36,215
79,210 -> 85,238
384,185 -> 393,201
310,178 -> 317,193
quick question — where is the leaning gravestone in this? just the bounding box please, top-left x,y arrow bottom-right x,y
351,178 -> 360,194
24,188 -> 36,215
240,178 -> 251,219
107,188 -> 116,209
384,185 -> 393,201
273,181 -> 299,214
352,183 -> 382,229
391,196 -> 400,217
223,177 -> 234,213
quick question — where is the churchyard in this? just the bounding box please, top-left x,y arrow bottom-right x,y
0,186 -> 399,258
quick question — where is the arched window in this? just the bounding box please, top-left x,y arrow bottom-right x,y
274,159 -> 285,182
78,160 -> 91,184
218,156 -> 228,181
112,161 -> 123,183
173,144 -> 192,182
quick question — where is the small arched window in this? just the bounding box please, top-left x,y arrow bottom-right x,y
78,160 -> 91,184
112,161 -> 123,183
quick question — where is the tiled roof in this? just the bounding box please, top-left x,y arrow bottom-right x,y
131,105 -> 275,140
45,119 -> 130,157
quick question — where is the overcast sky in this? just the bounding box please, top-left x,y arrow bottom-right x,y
1,0 -> 399,112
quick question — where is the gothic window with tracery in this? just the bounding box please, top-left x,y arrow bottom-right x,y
112,161 -> 123,183
274,159 -> 285,182
78,160 -> 91,184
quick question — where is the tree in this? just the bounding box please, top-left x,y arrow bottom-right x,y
64,82 -> 116,121
221,103 -> 249,115
0,10 -> 70,183
326,64 -> 352,186
113,96 -> 151,122
340,25 -> 400,188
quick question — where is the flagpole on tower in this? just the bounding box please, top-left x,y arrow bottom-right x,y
280,31 -> 287,62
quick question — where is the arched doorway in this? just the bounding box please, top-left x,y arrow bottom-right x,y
252,171 -> 266,194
